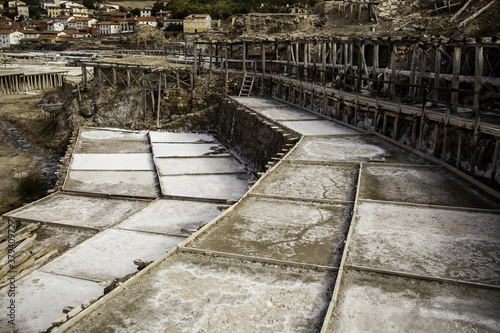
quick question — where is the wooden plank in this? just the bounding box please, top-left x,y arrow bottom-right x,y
0,249 -> 57,289
0,232 -> 31,252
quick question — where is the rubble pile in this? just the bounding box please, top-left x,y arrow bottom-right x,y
0,220 -> 57,288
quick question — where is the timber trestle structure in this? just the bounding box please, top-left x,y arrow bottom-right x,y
0,71 -> 67,94
76,36 -> 500,189
78,61 -> 194,126
187,36 -> 500,189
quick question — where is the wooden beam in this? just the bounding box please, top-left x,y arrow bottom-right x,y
458,0 -> 496,28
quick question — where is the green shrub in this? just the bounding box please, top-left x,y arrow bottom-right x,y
16,172 -> 47,201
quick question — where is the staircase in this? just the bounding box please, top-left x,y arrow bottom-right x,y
238,74 -> 255,97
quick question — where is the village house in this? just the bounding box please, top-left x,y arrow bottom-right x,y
155,10 -> 171,19
47,6 -> 61,18
136,16 -> 157,28
16,4 -> 29,17
41,0 -> 60,9
68,17 -> 96,30
72,31 -> 91,38
118,16 -> 136,32
183,14 -> 211,34
100,10 -> 126,22
53,15 -> 75,28
47,20 -> 64,31
140,6 -> 151,17
19,29 -> 39,38
162,18 -> 182,30
0,30 -> 24,47
71,5 -> 89,18
97,21 -> 120,35
0,18 -> 13,27
283,4 -> 309,14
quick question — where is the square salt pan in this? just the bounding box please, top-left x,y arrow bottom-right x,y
149,131 -> 215,143
75,139 -> 151,154
65,252 -> 336,333
41,229 -> 185,281
347,202 -> 500,285
0,270 -> 102,332
326,270 -> 500,333
70,154 -> 155,171
155,157 -> 246,175
288,135 -> 429,164
189,197 -> 352,266
359,165 -> 500,209
160,174 -> 254,201
63,170 -> 159,198
79,128 -> 148,141
152,143 -> 230,157
251,163 -> 359,201
279,120 -> 358,136
117,199 -> 222,235
4,193 -> 149,230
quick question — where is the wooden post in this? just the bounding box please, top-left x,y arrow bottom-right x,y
382,113 -> 388,135
287,42 -> 291,77
312,40 -> 317,82
332,42 -> 337,84
82,65 -> 87,87
456,129 -> 463,169
441,125 -> 448,160
491,138 -> 500,185
411,117 -> 418,147
433,45 -> 441,104
242,41 -> 247,77
112,67 -> 116,88
432,122 -> 440,157
473,45 -> 483,116
261,42 -> 266,93
372,43 -> 379,83
390,43 -> 397,95
157,71 -> 161,126
225,43 -> 228,95
209,42 -> 213,83
193,42 -> 198,77
321,42 -> 327,83
142,72 -> 147,120
304,42 -> 309,80
409,44 -> 417,97
451,46 -> 461,112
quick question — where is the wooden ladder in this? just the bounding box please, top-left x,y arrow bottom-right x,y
238,74 -> 254,97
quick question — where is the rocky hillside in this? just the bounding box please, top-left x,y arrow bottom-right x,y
233,0 -> 500,39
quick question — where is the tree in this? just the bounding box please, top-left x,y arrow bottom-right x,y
152,1 -> 166,15
130,8 -> 140,16
29,6 -> 42,19
83,0 -> 96,9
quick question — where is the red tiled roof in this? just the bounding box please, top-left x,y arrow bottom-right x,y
98,21 -> 119,25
